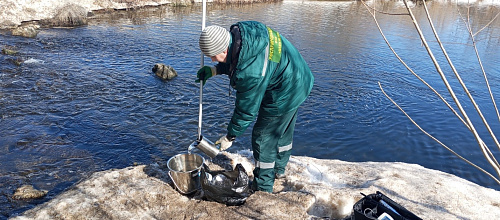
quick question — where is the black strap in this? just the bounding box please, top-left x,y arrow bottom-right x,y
228,24 -> 242,79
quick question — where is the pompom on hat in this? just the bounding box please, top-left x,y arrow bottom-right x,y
199,25 -> 230,57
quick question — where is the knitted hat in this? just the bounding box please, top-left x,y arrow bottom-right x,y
199,25 -> 230,57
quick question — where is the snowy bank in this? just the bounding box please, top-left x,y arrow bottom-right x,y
0,0 -> 175,29
0,0 -> 282,29
11,152 -> 500,219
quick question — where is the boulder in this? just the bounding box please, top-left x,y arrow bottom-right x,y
152,63 -> 178,80
12,185 -> 48,200
1,46 -> 18,55
11,24 -> 39,38
7,57 -> 24,66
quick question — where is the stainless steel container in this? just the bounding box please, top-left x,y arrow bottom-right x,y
190,135 -> 220,158
167,153 -> 205,194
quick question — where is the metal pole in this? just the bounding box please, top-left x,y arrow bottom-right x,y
198,0 -> 207,141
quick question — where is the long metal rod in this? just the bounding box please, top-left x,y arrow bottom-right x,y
197,0 -> 207,141
197,73 -> 202,141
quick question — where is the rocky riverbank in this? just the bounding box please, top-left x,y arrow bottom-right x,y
9,151 -> 500,219
0,0 -> 282,37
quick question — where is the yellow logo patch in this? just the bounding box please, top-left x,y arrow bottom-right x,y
267,27 -> 282,63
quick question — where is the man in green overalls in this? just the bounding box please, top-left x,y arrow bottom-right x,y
197,21 -> 314,193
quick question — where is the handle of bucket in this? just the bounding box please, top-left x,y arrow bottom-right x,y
169,171 -> 197,195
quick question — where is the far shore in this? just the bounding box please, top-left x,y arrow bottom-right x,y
0,0 -> 287,31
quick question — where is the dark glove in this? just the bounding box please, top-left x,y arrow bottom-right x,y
196,66 -> 216,85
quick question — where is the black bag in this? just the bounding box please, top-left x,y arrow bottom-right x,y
352,191 -> 422,220
200,163 -> 251,206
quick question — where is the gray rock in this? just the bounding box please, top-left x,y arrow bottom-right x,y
11,24 -> 39,38
1,46 -> 18,55
152,63 -> 178,80
7,57 -> 23,66
12,185 -> 48,200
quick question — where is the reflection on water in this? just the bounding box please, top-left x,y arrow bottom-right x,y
1,1 -> 499,217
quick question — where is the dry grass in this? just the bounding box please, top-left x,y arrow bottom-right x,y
51,4 -> 88,27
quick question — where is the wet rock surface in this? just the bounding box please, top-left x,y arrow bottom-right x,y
12,185 -> 48,200
152,63 -> 178,80
11,24 -> 39,38
1,46 -> 18,55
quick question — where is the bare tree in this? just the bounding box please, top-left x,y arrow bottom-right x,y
362,0 -> 500,184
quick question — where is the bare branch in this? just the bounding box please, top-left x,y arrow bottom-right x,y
362,1 -> 499,168
360,0 -> 487,137
421,0 -> 500,158
379,82 -> 500,184
403,0 -> 500,178
362,0 -> 500,182
456,3 -> 500,124
474,11 -> 500,37
360,0 -> 467,126
360,1 -> 408,16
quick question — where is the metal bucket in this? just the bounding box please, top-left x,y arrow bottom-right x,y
167,153 -> 205,194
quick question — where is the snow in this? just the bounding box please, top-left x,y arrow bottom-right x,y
3,0 -> 500,218
2,0 -> 498,28
11,152 -> 500,219
0,0 -> 172,28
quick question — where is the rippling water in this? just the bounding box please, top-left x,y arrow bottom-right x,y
1,1 -> 499,217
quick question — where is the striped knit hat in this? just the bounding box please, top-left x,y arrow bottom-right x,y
199,25 -> 230,57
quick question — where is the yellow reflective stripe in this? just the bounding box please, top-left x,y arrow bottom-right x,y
255,160 -> 275,169
267,26 -> 282,63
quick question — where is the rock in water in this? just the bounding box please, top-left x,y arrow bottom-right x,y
152,63 -> 178,80
11,24 -> 39,38
1,46 -> 19,55
12,185 -> 48,200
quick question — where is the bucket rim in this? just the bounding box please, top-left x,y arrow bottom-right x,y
167,153 -> 205,173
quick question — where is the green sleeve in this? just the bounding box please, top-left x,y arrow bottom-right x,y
227,68 -> 267,137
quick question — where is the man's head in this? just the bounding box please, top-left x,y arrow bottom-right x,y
199,25 -> 230,62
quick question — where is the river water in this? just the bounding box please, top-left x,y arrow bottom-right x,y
1,0 -> 499,217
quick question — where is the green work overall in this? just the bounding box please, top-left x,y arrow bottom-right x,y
252,109 -> 298,192
216,21 -> 314,192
